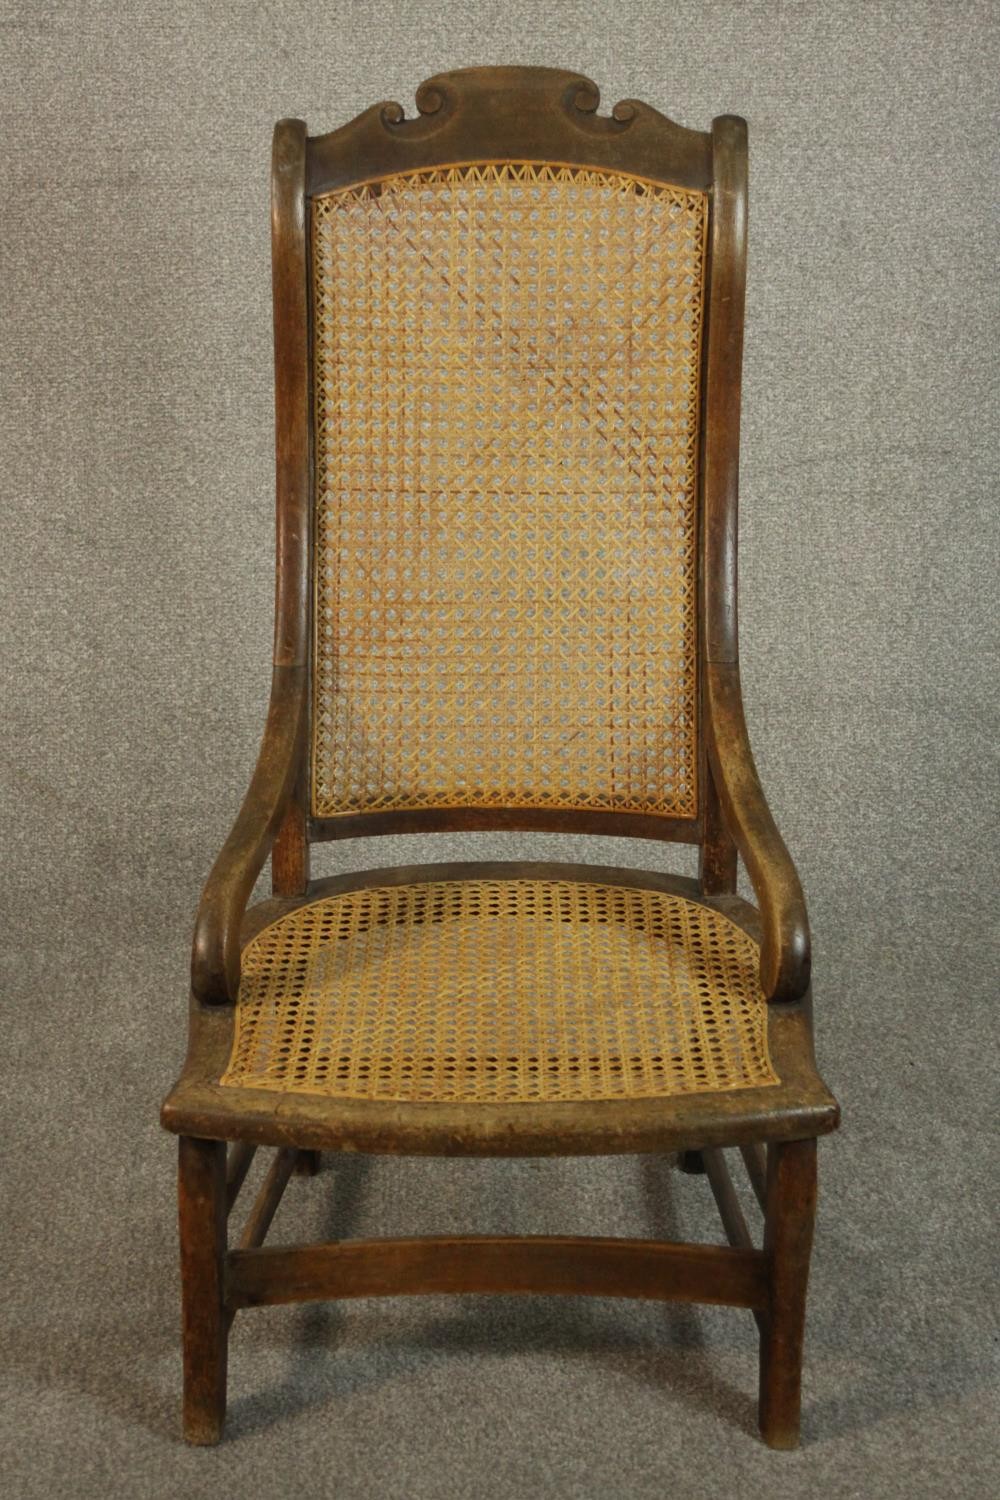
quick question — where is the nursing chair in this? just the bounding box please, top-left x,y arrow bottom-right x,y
161,65 -> 839,1448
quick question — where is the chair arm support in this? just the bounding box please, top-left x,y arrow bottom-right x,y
704,661 -> 811,1003
190,665 -> 307,1005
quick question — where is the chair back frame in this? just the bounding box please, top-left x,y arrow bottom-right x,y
266,66 -> 747,891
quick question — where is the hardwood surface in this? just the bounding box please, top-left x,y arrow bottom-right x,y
228,1235 -> 769,1311
177,1137 -> 227,1445
759,1139 -> 818,1448
306,65 -> 713,196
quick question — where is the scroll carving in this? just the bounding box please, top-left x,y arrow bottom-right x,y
307,66 -> 712,196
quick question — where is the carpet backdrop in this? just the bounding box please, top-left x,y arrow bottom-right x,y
2,3 -> 997,1497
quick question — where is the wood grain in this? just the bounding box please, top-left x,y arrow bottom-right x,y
759,1139 -> 818,1448
229,1235 -> 768,1310
178,1137 -> 227,1444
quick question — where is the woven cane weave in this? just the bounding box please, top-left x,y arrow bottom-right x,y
310,163 -> 707,818
221,879 -> 777,1103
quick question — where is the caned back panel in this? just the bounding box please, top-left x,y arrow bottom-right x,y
310,161 -> 708,820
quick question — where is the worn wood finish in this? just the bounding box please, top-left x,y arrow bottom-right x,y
697,145 -> 739,901
306,66 -> 712,197
740,1142 -> 768,1210
242,861 -> 733,941
697,114 -> 810,1004
703,1148 -> 753,1251
271,798 -> 310,897
699,762 -> 738,895
188,120 -> 311,1005
163,69 -> 840,1447
759,1139 -> 818,1448
267,116 -> 312,893
310,807 -> 702,845
706,662 -> 811,1002
167,1065 -> 835,1159
229,1235 -> 768,1311
224,1141 -> 256,1214
178,1137 -> 227,1445
270,118 -> 311,677
702,1147 -> 766,1336
189,666 -> 304,1005
237,1147 -> 297,1251
700,113 -> 746,671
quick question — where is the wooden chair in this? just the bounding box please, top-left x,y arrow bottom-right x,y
161,65 -> 839,1449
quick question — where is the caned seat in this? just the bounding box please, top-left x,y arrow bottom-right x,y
161,67 -> 840,1452
221,876 -> 777,1105
165,861 -> 834,1157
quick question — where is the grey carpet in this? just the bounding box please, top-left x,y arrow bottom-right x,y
2,3 -> 998,1497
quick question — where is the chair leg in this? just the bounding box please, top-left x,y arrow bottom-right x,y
178,1136 -> 228,1445
758,1137 -> 817,1449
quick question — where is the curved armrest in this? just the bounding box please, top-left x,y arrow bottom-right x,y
190,664 -> 307,1004
705,661 -> 811,1003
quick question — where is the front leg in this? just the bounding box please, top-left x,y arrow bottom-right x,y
758,1137 -> 818,1448
178,1136 -> 228,1444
